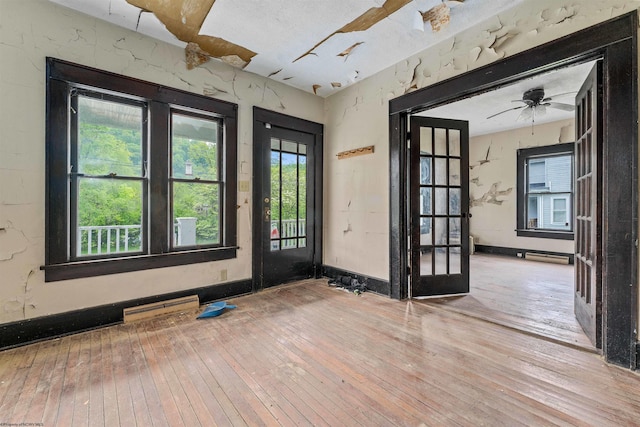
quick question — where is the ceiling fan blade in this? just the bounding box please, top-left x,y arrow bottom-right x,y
517,107 -> 533,121
547,102 -> 575,111
487,105 -> 526,119
543,91 -> 577,102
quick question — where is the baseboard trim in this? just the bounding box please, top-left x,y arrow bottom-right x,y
474,245 -> 574,265
322,265 -> 390,296
0,279 -> 252,350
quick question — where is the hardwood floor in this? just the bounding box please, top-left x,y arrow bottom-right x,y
421,253 -> 594,351
2,278 -> 640,426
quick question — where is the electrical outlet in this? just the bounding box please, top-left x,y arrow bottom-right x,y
238,180 -> 250,192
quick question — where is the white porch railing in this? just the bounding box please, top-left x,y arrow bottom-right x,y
271,219 -> 306,249
77,224 -> 142,256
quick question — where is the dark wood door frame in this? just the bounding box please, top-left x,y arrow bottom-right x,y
252,107 -> 324,291
389,12 -> 638,368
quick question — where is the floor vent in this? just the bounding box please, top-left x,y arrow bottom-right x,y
524,252 -> 569,265
123,295 -> 199,323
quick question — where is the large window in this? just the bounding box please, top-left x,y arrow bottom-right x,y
516,143 -> 574,240
45,58 -> 237,281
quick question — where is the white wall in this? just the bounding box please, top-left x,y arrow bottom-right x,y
324,0 -> 640,281
0,0 -> 323,323
469,119 -> 575,253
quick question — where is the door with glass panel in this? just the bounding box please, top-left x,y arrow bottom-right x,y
260,126 -> 316,288
410,117 -> 469,297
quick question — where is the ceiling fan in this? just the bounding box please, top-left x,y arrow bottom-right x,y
487,87 -> 575,122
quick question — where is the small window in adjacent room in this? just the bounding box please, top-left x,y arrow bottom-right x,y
45,58 -> 238,281
516,143 -> 574,240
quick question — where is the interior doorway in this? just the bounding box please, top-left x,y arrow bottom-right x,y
389,12 -> 637,368
409,60 -> 598,350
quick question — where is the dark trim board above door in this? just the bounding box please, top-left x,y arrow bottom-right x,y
389,12 -> 638,368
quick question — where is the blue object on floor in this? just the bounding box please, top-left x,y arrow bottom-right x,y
196,301 -> 237,319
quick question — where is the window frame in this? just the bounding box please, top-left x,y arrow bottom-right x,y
45,58 -> 238,282
516,142 -> 574,240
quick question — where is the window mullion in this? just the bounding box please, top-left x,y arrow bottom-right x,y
149,101 -> 169,254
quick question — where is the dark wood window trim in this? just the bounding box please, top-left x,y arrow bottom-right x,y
44,58 -> 238,282
516,142 -> 575,240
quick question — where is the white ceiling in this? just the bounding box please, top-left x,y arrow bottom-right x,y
48,0 -> 526,97
419,60 -> 597,136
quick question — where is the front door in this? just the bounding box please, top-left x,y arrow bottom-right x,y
253,109 -> 322,289
574,62 -> 602,348
410,117 -> 470,297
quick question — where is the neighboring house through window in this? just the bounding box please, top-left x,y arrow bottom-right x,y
516,142 -> 574,240
45,58 -> 238,281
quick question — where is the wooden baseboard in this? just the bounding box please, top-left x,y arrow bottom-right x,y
0,279 -> 252,350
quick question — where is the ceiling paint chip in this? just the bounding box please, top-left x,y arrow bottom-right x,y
293,0 -> 411,63
421,3 -> 451,32
220,54 -> 248,68
337,42 -> 364,59
185,42 -> 210,69
127,0 -> 256,67
268,68 -> 283,77
331,82 -> 342,88
312,84 -> 322,95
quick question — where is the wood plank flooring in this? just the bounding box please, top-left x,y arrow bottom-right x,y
421,253 -> 593,351
2,279 -> 640,426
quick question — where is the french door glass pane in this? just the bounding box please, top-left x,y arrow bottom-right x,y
420,127 -> 433,154
270,139 -> 307,251
434,128 -> 447,155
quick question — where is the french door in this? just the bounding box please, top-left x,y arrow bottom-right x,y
410,117 -> 470,297
574,62 -> 602,348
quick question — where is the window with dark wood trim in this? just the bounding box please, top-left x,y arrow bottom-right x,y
516,142 -> 574,240
44,58 -> 238,281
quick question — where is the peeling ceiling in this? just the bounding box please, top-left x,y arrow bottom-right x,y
48,0 -> 526,97
420,60 -> 597,137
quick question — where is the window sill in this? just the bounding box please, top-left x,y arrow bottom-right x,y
42,246 -> 237,282
515,229 -> 574,240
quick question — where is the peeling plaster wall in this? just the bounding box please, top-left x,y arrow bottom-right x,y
469,120 -> 575,253
0,0 -> 323,323
324,0 -> 640,281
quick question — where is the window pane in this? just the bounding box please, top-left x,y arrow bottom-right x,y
281,152 -> 298,223
527,195 -> 539,229
528,160 -> 546,191
420,157 -> 431,185
298,154 -> 307,244
420,127 -> 433,155
523,150 -> 574,232
420,188 -> 432,215
76,178 -> 143,256
172,113 -> 219,180
77,96 -> 143,177
434,128 -> 447,156
173,182 -> 220,247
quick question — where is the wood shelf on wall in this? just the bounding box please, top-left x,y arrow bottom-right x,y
336,145 -> 374,160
